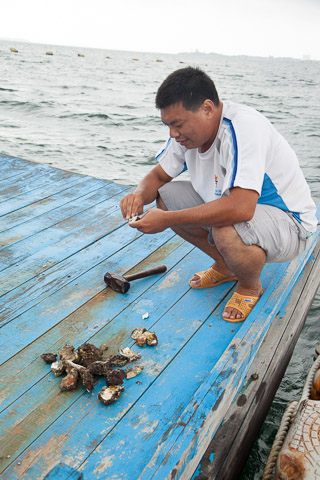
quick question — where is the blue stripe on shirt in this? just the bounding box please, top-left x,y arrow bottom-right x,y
258,173 -> 302,222
156,138 -> 171,160
223,118 -> 238,188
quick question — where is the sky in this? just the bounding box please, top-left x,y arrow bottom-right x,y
1,0 -> 319,60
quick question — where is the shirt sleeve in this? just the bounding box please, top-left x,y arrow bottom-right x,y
156,138 -> 187,178
220,113 -> 271,196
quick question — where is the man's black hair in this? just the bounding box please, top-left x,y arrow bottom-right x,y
155,66 -> 220,111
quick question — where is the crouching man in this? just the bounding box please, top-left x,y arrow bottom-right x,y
120,67 -> 317,322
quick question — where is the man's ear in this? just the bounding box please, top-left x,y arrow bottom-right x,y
202,99 -> 215,117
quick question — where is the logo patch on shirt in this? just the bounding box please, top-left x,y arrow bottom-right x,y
214,174 -> 221,196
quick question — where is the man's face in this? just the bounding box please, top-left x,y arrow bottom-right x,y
160,101 -> 217,153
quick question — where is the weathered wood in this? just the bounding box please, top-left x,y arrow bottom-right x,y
0,185 -> 130,270
192,239 -> 320,479
0,154 -> 319,480
0,177 -> 110,234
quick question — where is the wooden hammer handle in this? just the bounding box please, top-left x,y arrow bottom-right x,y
124,264 -> 167,282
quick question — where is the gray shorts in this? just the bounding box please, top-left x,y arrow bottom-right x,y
158,180 -> 309,263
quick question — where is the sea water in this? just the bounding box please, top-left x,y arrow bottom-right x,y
1,40 -> 319,478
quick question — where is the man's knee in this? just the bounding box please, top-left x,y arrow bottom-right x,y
211,225 -> 243,253
156,194 -> 167,211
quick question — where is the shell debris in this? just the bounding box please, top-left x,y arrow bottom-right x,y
41,340 -> 144,406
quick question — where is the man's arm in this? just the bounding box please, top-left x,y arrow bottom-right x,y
130,187 -> 259,233
120,164 -> 172,220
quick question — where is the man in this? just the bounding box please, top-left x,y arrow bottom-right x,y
120,67 -> 317,322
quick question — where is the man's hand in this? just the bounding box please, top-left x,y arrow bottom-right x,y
128,208 -> 169,234
120,193 -> 144,220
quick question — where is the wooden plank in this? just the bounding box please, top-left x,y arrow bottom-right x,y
1,157 -> 319,480
43,463 -> 83,480
193,240 -> 320,479
0,247 -> 235,476
0,154 -> 50,180
133,230 -> 320,479
0,173 -> 91,217
0,176 -> 111,234
0,226 -> 174,361
0,163 -> 77,202
0,192 -> 131,295
0,183 -> 130,266
0,234 -> 185,411
0,218 -> 144,325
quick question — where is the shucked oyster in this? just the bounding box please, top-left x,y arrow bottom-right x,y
119,347 -> 141,362
131,328 -> 158,347
51,360 -> 65,376
131,328 -> 147,340
126,365 -> 144,379
98,385 -> 124,406
128,215 -> 141,223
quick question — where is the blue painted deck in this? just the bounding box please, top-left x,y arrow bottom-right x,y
0,153 -> 319,480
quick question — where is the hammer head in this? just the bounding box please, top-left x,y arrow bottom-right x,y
104,272 -> 130,294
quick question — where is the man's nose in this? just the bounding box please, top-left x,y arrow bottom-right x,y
169,125 -> 179,138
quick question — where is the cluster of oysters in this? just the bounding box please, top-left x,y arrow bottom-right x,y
41,328 -> 157,406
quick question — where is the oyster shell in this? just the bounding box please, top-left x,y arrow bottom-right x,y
128,215 -> 141,223
40,353 -> 57,364
63,360 -> 94,393
131,328 -> 146,340
136,331 -> 158,347
58,344 -> 80,363
98,385 -> 124,406
106,354 -> 128,367
126,365 -> 144,379
60,368 -> 79,391
77,342 -> 103,367
51,360 -> 65,376
105,368 -> 126,386
119,347 -> 141,362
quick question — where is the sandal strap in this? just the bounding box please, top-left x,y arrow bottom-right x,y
225,292 -> 261,319
191,267 -> 237,289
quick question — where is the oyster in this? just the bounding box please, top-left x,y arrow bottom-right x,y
98,385 -> 124,406
63,360 -> 94,393
126,365 -> 144,379
131,328 -> 146,340
105,368 -> 126,386
60,368 -> 79,391
136,331 -> 158,347
119,347 -> 141,362
88,360 -> 111,376
51,360 -> 65,376
128,215 -> 141,223
106,354 -> 128,367
77,343 -> 103,367
40,353 -> 57,364
58,344 -> 80,363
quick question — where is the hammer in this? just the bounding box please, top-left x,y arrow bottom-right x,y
104,264 -> 167,293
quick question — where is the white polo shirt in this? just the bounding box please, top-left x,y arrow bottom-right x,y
157,101 -> 317,233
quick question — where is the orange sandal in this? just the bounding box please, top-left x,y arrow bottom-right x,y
223,291 -> 264,323
189,267 -> 238,289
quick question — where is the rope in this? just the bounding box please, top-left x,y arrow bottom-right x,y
262,353 -> 320,479
262,401 -> 298,480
